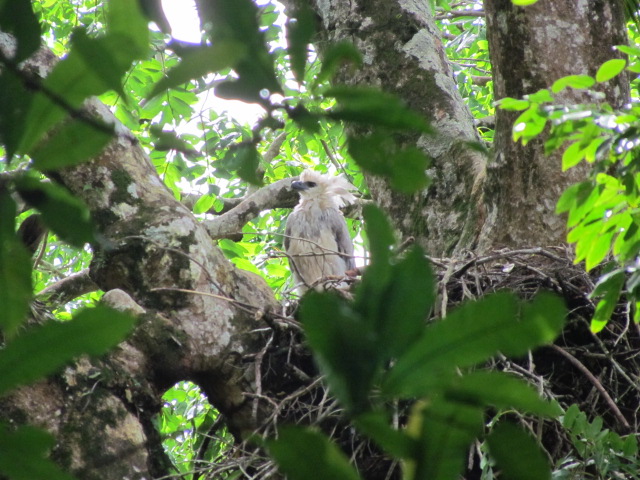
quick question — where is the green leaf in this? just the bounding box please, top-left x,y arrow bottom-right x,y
407,399 -> 484,480
15,176 -> 95,248
583,137 -> 605,163
0,305 -> 136,395
367,247 -> 435,358
387,147 -> 432,193
551,75 -> 595,93
361,204 -> 395,265
0,190 -> 32,339
346,131 -> 392,175
218,238 -> 248,259
18,28 -> 142,155
354,412 -> 417,459
596,58 -> 626,83
0,67 -> 33,159
150,126 -> 199,156
628,265 -> 640,295
625,61 -> 640,73
148,42 -> 246,99
289,105 -> 321,133
193,194 -> 216,215
214,76 -> 269,104
561,141 -> 585,171
267,427 -> 361,480
30,117 -> 113,170
315,41 -> 363,87
561,404 -> 582,430
616,44 -> 640,56
445,371 -> 562,417
622,433 -> 639,456
589,269 -> 625,333
487,422 -> 551,480
198,0 -> 281,98
383,293 -> 565,396
234,143 -> 263,186
511,0 -> 539,4
327,87 -> 432,133
286,3 -> 315,83
301,292 -> 379,412
513,106 -> 547,144
353,206 -> 395,325
556,181 -> 592,215
497,97 -> 530,111
237,144 -> 263,186
585,229 -> 613,271
348,133 -> 431,194
0,423 -> 76,480
108,0 -> 149,59
634,300 -> 640,324
526,89 -> 554,103
70,29 -> 128,99
0,0 -> 41,63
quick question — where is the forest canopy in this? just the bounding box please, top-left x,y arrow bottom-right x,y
1,0 -> 640,479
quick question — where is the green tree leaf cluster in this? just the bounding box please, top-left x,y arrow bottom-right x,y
498,44 -> 640,332
1,1 -> 637,479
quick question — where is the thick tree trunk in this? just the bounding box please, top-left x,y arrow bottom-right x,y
1,291 -> 172,479
480,0 -> 629,249
298,0 -> 486,256
0,38 -> 280,479
302,0 -> 629,254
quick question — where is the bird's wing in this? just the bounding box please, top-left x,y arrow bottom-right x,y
284,209 -> 318,290
284,216 -> 292,251
326,209 -> 355,270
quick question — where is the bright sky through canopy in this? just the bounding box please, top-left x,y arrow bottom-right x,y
160,0 -> 266,125
160,0 -> 201,43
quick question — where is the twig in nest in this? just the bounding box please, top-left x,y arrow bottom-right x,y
453,247 -> 568,278
396,236 -> 415,254
548,344 -> 631,431
253,333 -> 274,423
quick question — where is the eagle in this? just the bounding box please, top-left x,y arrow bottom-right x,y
284,170 -> 356,293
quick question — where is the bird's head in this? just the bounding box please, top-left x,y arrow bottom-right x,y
291,170 -> 356,209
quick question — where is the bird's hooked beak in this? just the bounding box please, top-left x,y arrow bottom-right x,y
291,180 -> 309,191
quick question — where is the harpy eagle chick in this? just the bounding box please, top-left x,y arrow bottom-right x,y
284,170 -> 356,292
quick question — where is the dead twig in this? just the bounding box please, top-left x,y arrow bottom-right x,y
548,344 -> 630,431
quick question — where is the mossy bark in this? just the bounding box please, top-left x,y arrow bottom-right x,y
480,0 -> 629,249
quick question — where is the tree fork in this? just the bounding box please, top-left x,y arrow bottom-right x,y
0,33 -> 281,478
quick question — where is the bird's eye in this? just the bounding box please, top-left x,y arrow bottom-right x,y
306,181 -> 317,187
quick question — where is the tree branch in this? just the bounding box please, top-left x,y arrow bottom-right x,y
549,344 -> 631,431
203,178 -> 298,240
1,33 -> 282,467
36,268 -> 99,308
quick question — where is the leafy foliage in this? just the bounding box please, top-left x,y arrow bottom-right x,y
486,422 -> 550,480
267,427 -> 361,480
0,424 -> 75,480
435,0 -> 494,141
158,382 -> 235,479
497,46 -> 640,332
0,1 -> 635,479
554,405 -> 639,479
0,190 -> 32,339
270,205 -> 566,480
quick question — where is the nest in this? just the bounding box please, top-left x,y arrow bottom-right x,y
194,247 -> 640,479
